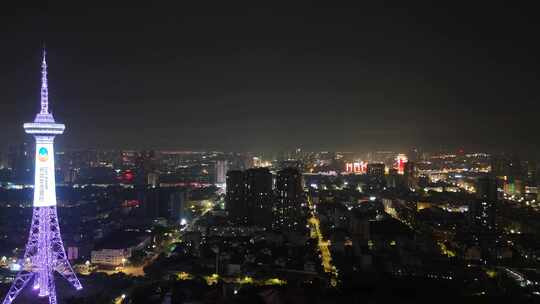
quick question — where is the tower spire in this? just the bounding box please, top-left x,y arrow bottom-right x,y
40,48 -> 49,115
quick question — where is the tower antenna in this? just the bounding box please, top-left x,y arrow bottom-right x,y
40,47 -> 49,115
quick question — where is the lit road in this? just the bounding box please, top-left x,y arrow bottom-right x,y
174,272 -> 286,286
307,196 -> 338,286
95,264 -> 145,277
200,199 -> 214,215
500,267 -> 532,288
188,199 -> 215,217
113,294 -> 126,304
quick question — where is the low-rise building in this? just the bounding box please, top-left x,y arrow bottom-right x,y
90,230 -> 151,266
91,249 -> 129,266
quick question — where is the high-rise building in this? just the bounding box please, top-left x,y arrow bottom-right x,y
395,154 -> 408,175
469,176 -> 498,231
7,141 -> 34,183
367,163 -> 385,178
279,159 -> 302,170
245,168 -> 273,227
215,160 -> 228,185
526,160 -> 538,185
225,168 -> 273,226
169,189 -> 190,224
491,154 -> 524,180
404,161 -> 417,189
367,163 -> 386,190
3,50 -> 82,304
492,154 -> 527,196
226,170 -> 246,223
386,168 -> 400,189
147,172 -> 159,187
274,167 -> 304,232
408,147 -> 420,163
138,187 -> 188,223
404,162 -> 416,178
135,150 -> 156,185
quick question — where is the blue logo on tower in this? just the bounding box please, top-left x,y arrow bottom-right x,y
38,147 -> 49,162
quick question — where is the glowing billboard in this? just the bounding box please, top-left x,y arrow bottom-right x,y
396,154 -> 408,175
33,140 -> 57,207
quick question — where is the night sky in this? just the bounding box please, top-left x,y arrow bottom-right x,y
2,2 -> 539,154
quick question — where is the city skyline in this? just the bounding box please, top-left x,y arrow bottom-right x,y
1,3 -> 539,155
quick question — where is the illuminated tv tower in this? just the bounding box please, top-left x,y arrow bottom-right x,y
2,50 -> 82,304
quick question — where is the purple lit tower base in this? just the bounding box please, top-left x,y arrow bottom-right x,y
2,50 -> 82,304
2,207 -> 82,304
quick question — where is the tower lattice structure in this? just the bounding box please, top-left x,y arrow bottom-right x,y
2,50 -> 82,304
